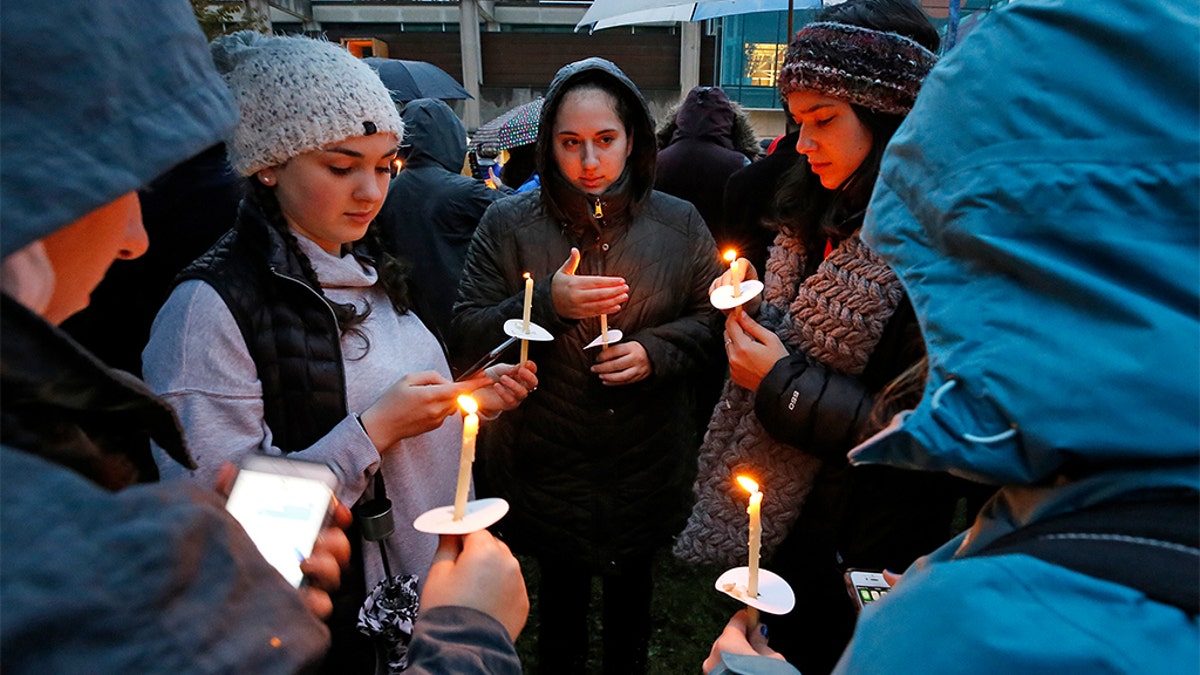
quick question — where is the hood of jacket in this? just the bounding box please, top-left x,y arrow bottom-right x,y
851,0 -> 1199,486
536,57 -> 657,222
400,97 -> 468,172
0,1 -> 237,257
670,86 -> 736,148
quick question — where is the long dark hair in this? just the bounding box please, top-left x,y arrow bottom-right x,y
765,106 -> 905,245
246,179 -> 411,344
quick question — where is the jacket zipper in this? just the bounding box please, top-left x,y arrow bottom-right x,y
268,265 -> 349,411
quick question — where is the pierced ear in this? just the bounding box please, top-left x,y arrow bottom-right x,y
257,170 -> 276,186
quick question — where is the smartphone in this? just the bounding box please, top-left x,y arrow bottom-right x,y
455,336 -> 518,382
845,569 -> 892,612
225,454 -> 339,588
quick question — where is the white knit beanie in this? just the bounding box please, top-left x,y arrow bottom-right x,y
211,31 -> 404,176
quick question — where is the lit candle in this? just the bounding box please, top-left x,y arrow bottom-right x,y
600,313 -> 609,350
453,395 -> 479,521
520,272 -> 533,364
738,475 -> 762,600
724,250 -> 742,298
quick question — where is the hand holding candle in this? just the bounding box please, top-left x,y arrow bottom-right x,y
453,395 -> 480,521
709,250 -> 762,312
519,272 -> 533,364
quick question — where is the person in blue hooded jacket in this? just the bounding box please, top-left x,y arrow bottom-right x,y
0,2 -> 531,673
703,0 -> 1199,673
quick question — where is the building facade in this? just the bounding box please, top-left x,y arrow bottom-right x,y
262,0 -> 998,135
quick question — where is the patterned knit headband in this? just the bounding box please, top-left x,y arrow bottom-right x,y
779,22 -> 938,115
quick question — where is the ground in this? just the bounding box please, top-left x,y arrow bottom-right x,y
513,549 -> 735,674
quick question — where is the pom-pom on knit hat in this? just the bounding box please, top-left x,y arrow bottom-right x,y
211,31 -> 403,176
778,22 -> 937,115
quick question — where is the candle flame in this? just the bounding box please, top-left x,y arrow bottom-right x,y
457,395 -> 478,415
523,272 -> 531,280
724,249 -> 738,263
737,475 -> 759,493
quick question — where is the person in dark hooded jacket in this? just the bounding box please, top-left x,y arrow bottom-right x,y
451,58 -> 724,674
376,98 -> 511,340
654,86 -> 756,251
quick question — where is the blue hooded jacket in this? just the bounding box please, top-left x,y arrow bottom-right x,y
713,1 -> 1197,672
833,0 -> 1199,671
0,3 -> 337,672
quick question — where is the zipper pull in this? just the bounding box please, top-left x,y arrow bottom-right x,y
593,199 -> 604,219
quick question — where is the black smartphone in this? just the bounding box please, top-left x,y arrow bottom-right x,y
454,336 -> 518,382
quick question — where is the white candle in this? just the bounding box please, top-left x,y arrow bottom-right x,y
520,272 -> 533,364
738,475 -> 763,628
747,489 -> 762,596
724,250 -> 742,298
738,476 -> 762,596
453,395 -> 479,521
600,313 -> 609,350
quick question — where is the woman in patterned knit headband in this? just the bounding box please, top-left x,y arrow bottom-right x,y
687,1 -> 989,674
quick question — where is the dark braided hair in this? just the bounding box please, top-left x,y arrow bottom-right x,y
246,179 -> 411,349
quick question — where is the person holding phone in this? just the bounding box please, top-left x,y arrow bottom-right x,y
705,0 -> 1197,672
141,32 -> 536,673
0,2 -> 338,671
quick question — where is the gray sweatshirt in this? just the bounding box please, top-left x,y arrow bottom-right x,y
144,233 -> 463,587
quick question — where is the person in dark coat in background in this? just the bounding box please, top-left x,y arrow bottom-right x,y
653,85 -> 757,448
451,58 -> 724,674
722,117 -> 799,276
498,143 -> 537,191
376,98 -> 510,340
61,143 -> 240,376
654,86 -> 758,250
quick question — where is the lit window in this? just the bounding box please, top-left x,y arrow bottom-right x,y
743,42 -> 786,87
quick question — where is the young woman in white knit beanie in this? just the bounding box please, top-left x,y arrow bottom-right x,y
142,32 -> 536,673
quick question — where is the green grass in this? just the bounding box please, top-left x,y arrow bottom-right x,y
513,549 -> 737,674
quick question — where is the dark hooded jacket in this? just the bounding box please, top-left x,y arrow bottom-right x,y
450,58 -> 724,568
654,86 -> 752,249
377,98 -> 510,339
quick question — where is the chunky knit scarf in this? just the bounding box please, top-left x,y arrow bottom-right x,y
673,229 -> 905,566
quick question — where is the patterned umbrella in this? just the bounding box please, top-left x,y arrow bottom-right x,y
472,97 -> 545,153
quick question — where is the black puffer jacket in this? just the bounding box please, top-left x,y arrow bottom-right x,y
450,59 -> 724,568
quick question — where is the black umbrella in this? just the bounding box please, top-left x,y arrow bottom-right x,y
363,57 -> 472,103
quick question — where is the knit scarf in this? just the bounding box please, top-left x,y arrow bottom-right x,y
673,229 -> 905,566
